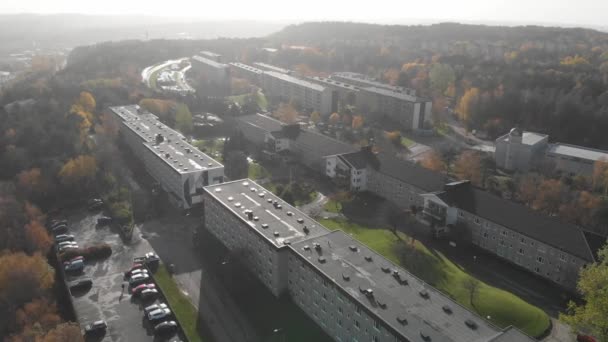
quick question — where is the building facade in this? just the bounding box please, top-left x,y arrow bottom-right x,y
229,62 -> 264,85
421,181 -> 596,290
261,71 -> 337,115
108,105 -> 224,209
191,55 -> 230,96
356,87 -> 432,130
203,179 -> 535,342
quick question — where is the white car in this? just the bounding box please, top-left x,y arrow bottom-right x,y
144,303 -> 168,315
58,244 -> 79,252
129,273 -> 150,286
57,241 -> 78,248
147,307 -> 171,322
127,269 -> 148,278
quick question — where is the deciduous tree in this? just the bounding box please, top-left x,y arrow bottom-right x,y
273,103 -> 298,124
429,63 -> 456,94
456,88 -> 480,124
58,155 -> 97,188
351,115 -> 365,129
329,112 -> 341,125
532,179 -> 565,214
310,111 -> 321,124
420,150 -> 447,173
560,243 -> 608,342
453,151 -> 483,186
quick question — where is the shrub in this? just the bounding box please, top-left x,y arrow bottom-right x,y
59,243 -> 112,262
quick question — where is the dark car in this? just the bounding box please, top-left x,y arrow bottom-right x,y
54,234 -> 74,243
50,220 -> 68,229
97,216 -> 112,225
140,288 -> 159,300
69,278 -> 93,291
153,321 -> 177,335
51,225 -> 68,235
84,320 -> 107,335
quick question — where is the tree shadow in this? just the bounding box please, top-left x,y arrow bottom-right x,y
392,237 -> 447,287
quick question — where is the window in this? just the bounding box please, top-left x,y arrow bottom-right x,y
501,230 -> 507,236
354,320 -> 360,329
474,218 -> 481,225
537,256 -> 544,264
534,267 -> 540,273
483,232 -> 488,239
373,337 -> 378,342
559,253 -> 566,262
459,211 -> 464,218
356,306 -> 362,315
374,320 -> 380,330
518,248 -> 524,255
520,237 -> 526,244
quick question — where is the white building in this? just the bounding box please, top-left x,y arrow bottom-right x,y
203,178 -> 535,342
261,71 -> 337,115
108,105 -> 224,209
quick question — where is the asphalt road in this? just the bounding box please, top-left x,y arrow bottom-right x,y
64,209 -> 183,342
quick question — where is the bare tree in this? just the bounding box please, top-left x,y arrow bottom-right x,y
462,277 -> 481,308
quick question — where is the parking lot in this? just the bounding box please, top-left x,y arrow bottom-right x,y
62,209 -> 184,342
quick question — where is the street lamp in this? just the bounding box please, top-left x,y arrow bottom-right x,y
272,328 -> 286,342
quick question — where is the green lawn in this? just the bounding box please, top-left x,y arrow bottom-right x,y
400,135 -> 416,148
319,218 -> 550,338
266,181 -> 317,206
323,199 -> 342,213
227,90 -> 268,111
193,138 -> 225,161
255,91 -> 268,111
248,162 -> 270,180
154,265 -> 206,342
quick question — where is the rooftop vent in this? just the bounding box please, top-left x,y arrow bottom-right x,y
208,163 -> 213,167
165,153 -> 171,158
214,188 -> 222,193
313,243 -> 321,251
419,290 -> 429,299
381,266 -> 390,273
258,192 -> 265,198
377,298 -> 387,309
247,212 -> 254,220
303,245 -> 310,251
242,181 -> 249,186
250,187 -> 257,192
297,218 -> 304,224
273,231 -> 280,237
234,202 -> 242,208
261,223 -> 269,229
397,316 -> 408,325
342,273 -> 350,281
364,255 -> 373,262
465,319 -> 478,330
286,211 -> 293,216
420,331 -> 431,341
253,216 -> 259,221
283,241 -> 291,245
303,226 -> 310,234
318,256 -> 326,263
267,198 -> 273,203
183,168 -> 188,171
349,245 -> 358,252
227,196 -> 234,201
442,305 -> 452,314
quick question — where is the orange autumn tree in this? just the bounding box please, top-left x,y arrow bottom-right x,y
352,115 -> 364,129
273,103 -> 299,124
329,112 -> 341,125
420,150 -> 447,173
58,155 -> 97,188
453,150 -> 483,186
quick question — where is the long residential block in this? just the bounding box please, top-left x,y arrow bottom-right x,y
202,179 -> 535,342
109,105 -> 224,209
261,71 -> 337,115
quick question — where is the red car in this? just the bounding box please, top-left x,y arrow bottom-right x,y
132,283 -> 155,295
577,335 -> 597,342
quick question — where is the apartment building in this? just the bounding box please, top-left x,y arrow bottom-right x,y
191,54 -> 230,96
199,50 -> 223,63
236,114 -> 355,171
203,179 -> 535,342
331,72 -> 416,95
308,76 -> 359,107
421,181 -> 601,290
261,71 -> 337,114
202,179 -> 330,296
254,62 -> 291,74
108,105 -> 224,209
356,87 -> 432,130
229,62 -> 264,84
325,148 -> 447,208
495,127 -> 608,176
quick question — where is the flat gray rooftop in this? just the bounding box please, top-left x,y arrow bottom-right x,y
361,86 -> 420,102
109,106 -> 222,174
204,179 -> 330,248
332,72 -> 415,94
264,71 -> 326,92
548,143 -> 608,161
308,76 -> 359,91
290,230 -> 511,342
192,55 -> 229,69
254,62 -> 290,74
521,132 -> 547,145
230,62 -> 264,74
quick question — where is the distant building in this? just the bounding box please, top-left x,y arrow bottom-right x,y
421,180 -> 603,290
356,87 -> 432,130
236,114 -> 355,171
108,105 -> 224,209
191,55 -> 230,96
495,128 -> 608,176
495,128 -> 549,172
307,76 -> 359,107
202,179 -> 535,342
331,72 -> 416,96
229,62 -> 264,84
199,50 -> 223,63
254,62 -> 291,74
261,71 -> 337,115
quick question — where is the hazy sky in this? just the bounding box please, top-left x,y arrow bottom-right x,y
2,0 -> 608,27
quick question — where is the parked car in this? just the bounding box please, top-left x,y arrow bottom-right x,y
132,283 -> 155,296
577,335 -> 598,342
54,234 -> 74,243
124,264 -> 145,277
134,253 -> 160,266
148,307 -> 171,322
69,278 -> 92,291
125,268 -> 148,279
97,216 -> 112,225
58,241 -> 78,248
154,320 -> 177,335
144,303 -> 167,315
140,288 -> 159,300
87,198 -> 103,206
51,225 -> 68,235
58,244 -> 79,252
129,273 -> 150,286
63,256 -> 84,264
64,259 -> 84,272
88,201 -> 104,211
50,220 -> 67,229
84,320 -> 107,335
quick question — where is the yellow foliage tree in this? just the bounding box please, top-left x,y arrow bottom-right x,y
420,150 -> 447,173
77,92 -> 96,112
352,115 -> 365,129
456,88 -> 480,123
453,151 -> 483,186
329,112 -> 341,125
58,155 -> 97,188
310,111 -> 321,124
273,103 -> 299,124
